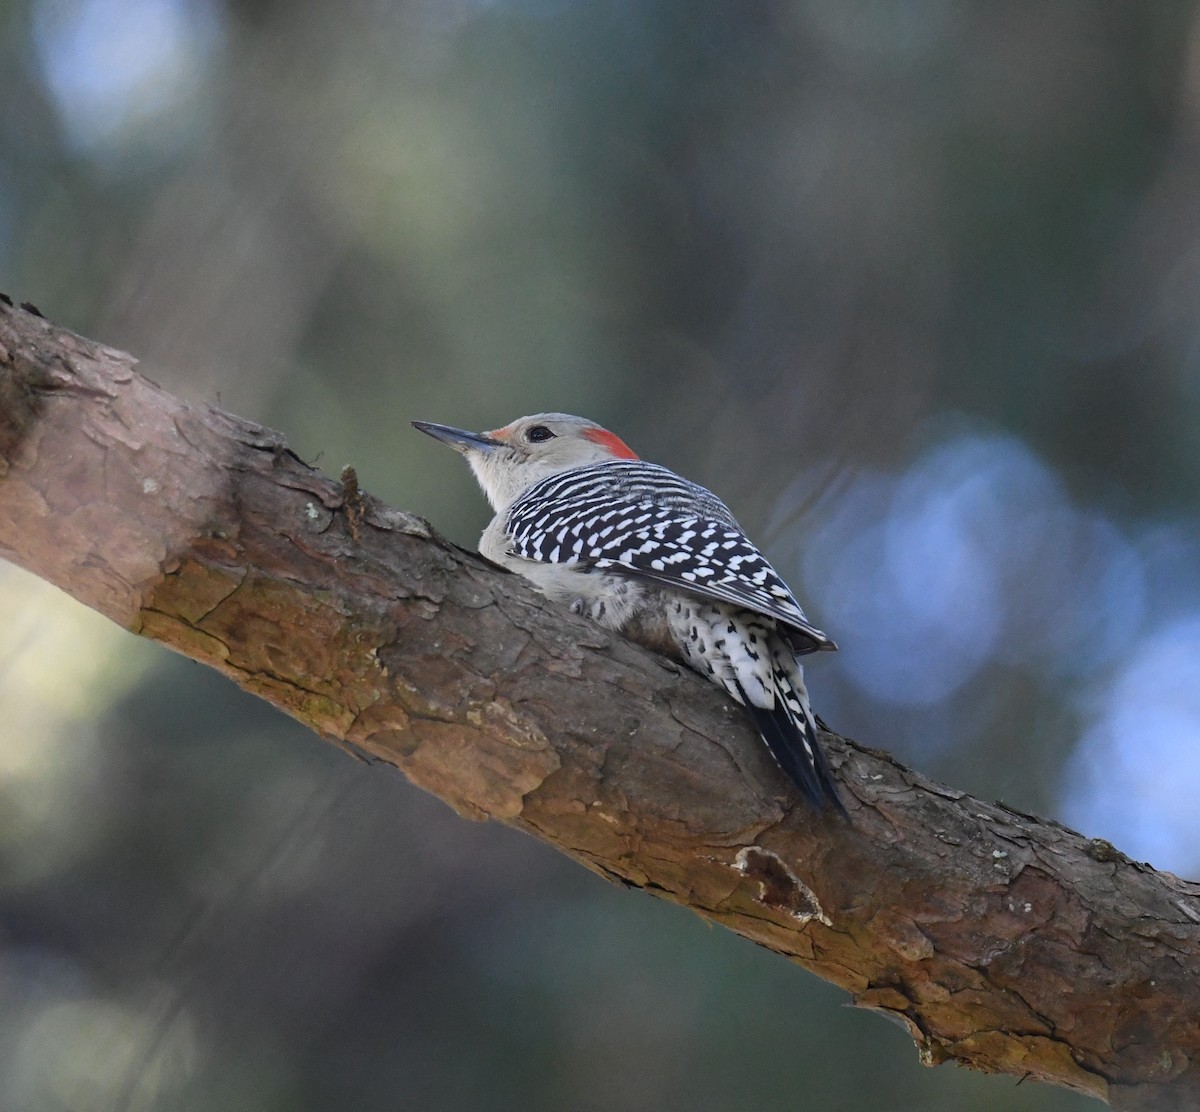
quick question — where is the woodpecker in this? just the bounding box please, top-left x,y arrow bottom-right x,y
412,413 -> 842,811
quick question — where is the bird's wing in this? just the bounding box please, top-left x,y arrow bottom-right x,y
506,492 -> 835,653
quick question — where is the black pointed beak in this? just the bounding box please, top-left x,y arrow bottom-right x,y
411,421 -> 500,454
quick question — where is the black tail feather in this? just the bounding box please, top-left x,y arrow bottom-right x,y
737,689 -> 846,816
805,714 -> 848,819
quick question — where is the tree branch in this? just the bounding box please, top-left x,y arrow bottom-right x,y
1,299 -> 1197,1110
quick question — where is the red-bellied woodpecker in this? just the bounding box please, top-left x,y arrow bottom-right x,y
413,413 -> 842,811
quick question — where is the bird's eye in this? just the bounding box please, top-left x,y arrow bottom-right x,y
526,425 -> 556,443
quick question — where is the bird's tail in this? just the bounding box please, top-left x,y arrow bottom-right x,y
737,649 -> 845,815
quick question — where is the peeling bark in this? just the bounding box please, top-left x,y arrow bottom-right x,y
1,300 -> 1198,1109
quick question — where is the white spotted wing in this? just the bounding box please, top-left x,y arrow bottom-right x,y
505,461 -> 835,653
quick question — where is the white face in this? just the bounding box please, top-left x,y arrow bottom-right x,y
465,413 -> 639,512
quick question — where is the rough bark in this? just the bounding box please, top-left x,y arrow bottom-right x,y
1,298 -> 1197,1110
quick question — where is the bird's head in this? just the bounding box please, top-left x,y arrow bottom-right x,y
412,412 -> 639,512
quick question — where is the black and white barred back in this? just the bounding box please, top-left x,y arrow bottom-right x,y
504,460 -> 843,811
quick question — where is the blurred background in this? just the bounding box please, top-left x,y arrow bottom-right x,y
2,1 -> 1199,1108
